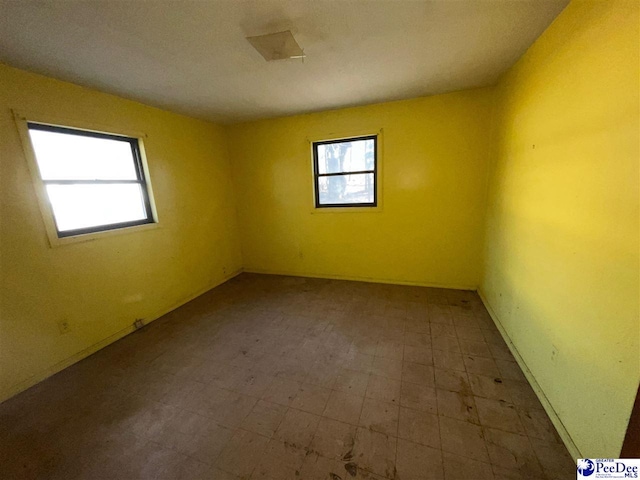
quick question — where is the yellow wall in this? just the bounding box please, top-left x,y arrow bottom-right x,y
227,89 -> 494,289
2,0 -> 638,460
480,0 -> 639,457
0,64 -> 243,401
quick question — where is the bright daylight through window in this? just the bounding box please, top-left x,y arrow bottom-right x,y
313,135 -> 377,208
27,123 -> 154,237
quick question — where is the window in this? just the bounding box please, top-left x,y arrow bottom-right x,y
26,123 -> 155,237
313,135 -> 377,208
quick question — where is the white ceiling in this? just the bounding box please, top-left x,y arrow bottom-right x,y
0,0 -> 568,124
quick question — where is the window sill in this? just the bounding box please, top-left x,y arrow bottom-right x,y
48,222 -> 160,248
310,206 -> 383,214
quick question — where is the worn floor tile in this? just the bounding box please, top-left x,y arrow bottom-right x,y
432,335 -> 461,353
298,452 -> 343,480
436,389 -> 478,424
305,364 -> 340,389
488,343 -> 515,361
290,383 -> 332,416
442,452 -> 494,480
359,398 -> 399,436
439,417 -> 489,463
208,392 -> 258,428
530,438 -> 575,480
503,380 -> 542,410
434,368 -> 471,394
169,422 -> 233,464
454,325 -> 485,342
343,353 -> 375,374
0,274 -> 571,480
400,381 -> 438,414
310,417 -> 357,460
160,459 -> 219,480
495,360 -> 527,382
232,370 -> 274,397
430,314 -> 454,327
216,429 -> 270,478
458,339 -> 492,358
398,407 -> 440,449
432,350 -> 466,372
404,320 -> 430,336
370,356 -> 403,380
366,374 -> 402,405
252,438 -> 306,480
475,397 -> 526,434
396,438 -> 444,480
274,408 -> 321,449
323,390 -> 365,425
404,345 -> 433,366
463,355 -> 500,377
404,331 -> 431,347
240,400 -> 288,437
483,428 -> 542,476
469,374 -> 512,403
334,369 -> 370,397
431,324 -> 457,338
353,427 -> 397,479
402,362 -> 435,387
261,378 -> 301,406
376,340 -> 405,360
491,465 -> 546,480
517,407 -> 562,443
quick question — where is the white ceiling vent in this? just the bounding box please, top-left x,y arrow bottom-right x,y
246,30 -> 305,61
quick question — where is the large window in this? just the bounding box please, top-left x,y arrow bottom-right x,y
26,123 -> 155,237
312,135 -> 377,208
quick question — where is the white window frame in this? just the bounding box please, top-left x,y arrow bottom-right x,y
13,110 -> 159,247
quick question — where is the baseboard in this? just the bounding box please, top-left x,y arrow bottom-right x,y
477,288 -> 582,460
243,267 -> 477,291
0,268 -> 243,404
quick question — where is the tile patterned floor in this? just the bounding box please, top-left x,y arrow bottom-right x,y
0,274 -> 575,479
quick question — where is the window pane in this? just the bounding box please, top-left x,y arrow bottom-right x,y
317,138 -> 375,174
318,173 -> 374,205
46,184 -> 147,232
28,128 -> 138,180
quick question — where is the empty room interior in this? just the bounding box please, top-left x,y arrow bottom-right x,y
0,0 -> 638,479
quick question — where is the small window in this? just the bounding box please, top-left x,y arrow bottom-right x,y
313,135 -> 377,208
27,123 -> 155,237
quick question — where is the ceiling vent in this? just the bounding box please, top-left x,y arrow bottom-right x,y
246,30 -> 305,61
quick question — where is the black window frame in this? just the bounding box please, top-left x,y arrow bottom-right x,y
312,135 -> 377,208
27,122 -> 155,238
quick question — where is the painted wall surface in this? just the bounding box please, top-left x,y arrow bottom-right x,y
480,0 -> 639,457
227,89 -> 494,289
0,64 -> 243,401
